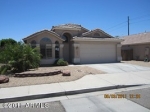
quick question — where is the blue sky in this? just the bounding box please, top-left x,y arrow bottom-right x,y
0,0 -> 150,41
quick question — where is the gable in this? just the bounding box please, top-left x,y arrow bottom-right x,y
23,30 -> 64,44
82,29 -> 114,38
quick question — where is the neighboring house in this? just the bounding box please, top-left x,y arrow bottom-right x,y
23,24 -> 123,65
121,32 -> 150,61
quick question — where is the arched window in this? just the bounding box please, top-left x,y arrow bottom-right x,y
40,37 -> 52,59
55,41 -> 59,58
93,33 -> 100,38
31,40 -> 36,48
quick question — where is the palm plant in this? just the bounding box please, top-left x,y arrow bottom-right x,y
0,42 -> 41,74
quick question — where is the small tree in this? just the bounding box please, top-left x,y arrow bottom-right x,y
0,38 -> 17,47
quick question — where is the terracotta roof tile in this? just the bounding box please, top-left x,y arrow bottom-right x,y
82,29 -> 114,38
51,23 -> 89,31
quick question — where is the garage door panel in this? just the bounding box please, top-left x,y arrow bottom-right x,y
80,43 -> 116,64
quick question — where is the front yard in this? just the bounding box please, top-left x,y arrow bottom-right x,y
0,66 -> 105,88
1,60 -> 150,88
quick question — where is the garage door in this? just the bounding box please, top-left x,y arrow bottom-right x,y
80,43 -> 117,64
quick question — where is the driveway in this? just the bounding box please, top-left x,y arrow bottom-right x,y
85,63 -> 150,73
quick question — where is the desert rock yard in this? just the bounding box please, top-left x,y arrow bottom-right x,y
0,66 -> 105,88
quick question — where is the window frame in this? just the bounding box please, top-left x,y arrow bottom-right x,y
40,37 -> 52,59
31,40 -> 37,48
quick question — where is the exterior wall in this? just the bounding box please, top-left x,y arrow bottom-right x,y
122,44 -> 150,60
132,44 -> 150,60
73,43 -> 80,64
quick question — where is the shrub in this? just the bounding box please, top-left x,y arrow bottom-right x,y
0,65 -> 11,75
55,59 -> 68,66
0,42 -> 41,73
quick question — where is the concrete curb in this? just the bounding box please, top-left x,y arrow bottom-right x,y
0,84 -> 143,103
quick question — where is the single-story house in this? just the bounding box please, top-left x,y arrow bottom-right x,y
23,24 -> 123,65
121,32 -> 150,61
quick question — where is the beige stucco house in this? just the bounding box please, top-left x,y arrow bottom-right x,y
23,24 -> 123,65
121,32 -> 150,61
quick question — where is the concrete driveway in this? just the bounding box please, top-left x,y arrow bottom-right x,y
85,63 -> 150,73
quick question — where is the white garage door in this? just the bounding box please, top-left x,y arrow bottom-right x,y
80,43 -> 117,64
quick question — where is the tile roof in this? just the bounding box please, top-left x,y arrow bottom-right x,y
82,29 -> 114,38
121,32 -> 150,45
51,23 -> 89,31
23,30 -> 63,41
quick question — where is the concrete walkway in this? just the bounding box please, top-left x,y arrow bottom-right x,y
0,70 -> 150,103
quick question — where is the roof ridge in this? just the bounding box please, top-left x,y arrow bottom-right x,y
82,28 -> 114,38
122,31 -> 150,37
51,23 -> 89,31
53,23 -> 81,27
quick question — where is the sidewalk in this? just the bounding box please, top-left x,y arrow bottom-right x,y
0,70 -> 150,103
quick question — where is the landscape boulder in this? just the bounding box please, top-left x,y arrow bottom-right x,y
62,70 -> 71,76
0,75 -> 9,84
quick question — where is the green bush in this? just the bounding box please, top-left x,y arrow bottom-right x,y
0,38 -> 17,47
0,42 -> 41,73
55,59 -> 68,66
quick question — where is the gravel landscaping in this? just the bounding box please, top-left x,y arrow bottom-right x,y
0,66 -> 105,88
1,60 -> 150,88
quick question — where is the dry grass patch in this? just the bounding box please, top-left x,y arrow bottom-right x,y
0,66 -> 105,88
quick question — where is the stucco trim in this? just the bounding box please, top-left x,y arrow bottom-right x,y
23,30 -> 64,41
72,37 -> 123,42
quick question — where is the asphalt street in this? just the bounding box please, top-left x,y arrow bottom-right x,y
118,87 -> 150,109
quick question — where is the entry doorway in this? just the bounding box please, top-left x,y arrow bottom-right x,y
62,33 -> 72,63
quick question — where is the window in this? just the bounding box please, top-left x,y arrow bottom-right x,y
55,41 -> 59,58
31,40 -> 36,48
40,38 -> 52,59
